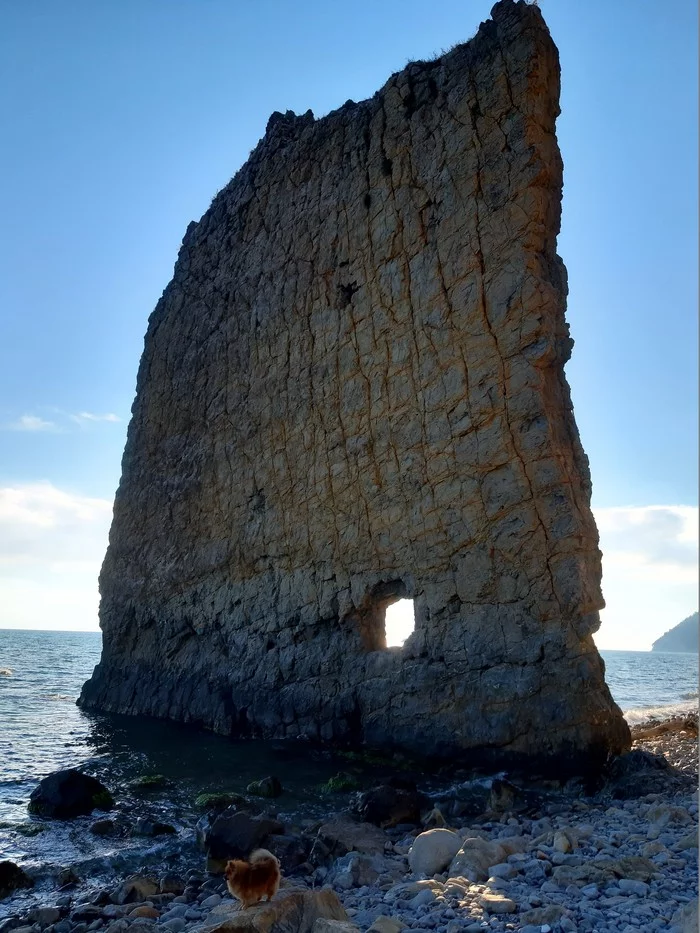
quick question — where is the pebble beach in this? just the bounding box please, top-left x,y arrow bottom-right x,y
1,713 -> 697,933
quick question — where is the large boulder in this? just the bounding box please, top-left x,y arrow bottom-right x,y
28,769 -> 113,818
408,829 -> 463,876
202,887 -> 348,933
602,749 -> 694,798
315,820 -> 389,858
203,808 -> 284,872
352,783 -> 429,828
673,898 -> 698,933
0,861 -> 33,900
448,836 -> 529,882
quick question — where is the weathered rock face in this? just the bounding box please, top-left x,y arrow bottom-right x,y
80,0 -> 630,770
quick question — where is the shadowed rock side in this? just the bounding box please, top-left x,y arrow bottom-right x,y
80,0 -> 630,772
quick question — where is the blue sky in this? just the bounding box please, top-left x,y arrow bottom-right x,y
0,0 -> 697,648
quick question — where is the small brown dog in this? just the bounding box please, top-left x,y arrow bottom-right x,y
224,848 -> 281,909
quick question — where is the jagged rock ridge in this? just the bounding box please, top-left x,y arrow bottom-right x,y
80,0 -> 630,770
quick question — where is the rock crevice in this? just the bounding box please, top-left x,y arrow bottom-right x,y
80,0 -> 630,770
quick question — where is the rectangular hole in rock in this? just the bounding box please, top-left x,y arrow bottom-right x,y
384,598 -> 415,648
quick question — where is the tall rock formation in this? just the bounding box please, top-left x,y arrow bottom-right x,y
80,0 -> 630,771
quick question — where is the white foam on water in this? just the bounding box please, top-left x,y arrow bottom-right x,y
624,698 -> 699,725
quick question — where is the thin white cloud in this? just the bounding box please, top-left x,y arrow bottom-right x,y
0,483 -> 112,631
9,414 -> 57,432
70,411 -> 121,425
3,410 -> 122,433
593,505 -> 699,650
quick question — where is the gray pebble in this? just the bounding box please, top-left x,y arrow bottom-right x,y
160,922 -> 185,933
199,894 -> 222,909
618,879 -> 650,897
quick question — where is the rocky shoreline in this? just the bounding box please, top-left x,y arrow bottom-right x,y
1,716 -> 697,933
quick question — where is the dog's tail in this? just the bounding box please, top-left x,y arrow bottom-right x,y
249,848 -> 280,865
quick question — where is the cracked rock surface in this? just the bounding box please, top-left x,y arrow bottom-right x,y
80,0 -> 630,769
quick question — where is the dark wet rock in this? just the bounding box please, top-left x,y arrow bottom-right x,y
265,833 -> 310,873
603,749 -> 695,798
352,783 -> 428,827
27,909 -> 60,928
0,920 -> 23,933
489,778 -> 519,812
57,868 -> 80,888
90,820 -> 117,837
15,822 -> 48,837
92,890 -> 112,907
201,808 -> 284,872
434,781 -> 490,819
315,820 -> 389,860
69,907 -> 103,924
246,776 -> 283,798
158,875 -> 186,896
0,861 -> 33,900
132,818 -> 176,837
28,770 -> 113,819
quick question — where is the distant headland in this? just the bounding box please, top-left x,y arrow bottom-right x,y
652,611 -> 699,653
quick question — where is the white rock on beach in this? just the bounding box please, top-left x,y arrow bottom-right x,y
408,829 -> 463,876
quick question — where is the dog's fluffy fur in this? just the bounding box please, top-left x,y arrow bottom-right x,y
224,849 -> 281,909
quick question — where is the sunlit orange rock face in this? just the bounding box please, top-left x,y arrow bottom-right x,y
80,0 -> 630,773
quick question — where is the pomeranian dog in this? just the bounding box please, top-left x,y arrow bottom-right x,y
224,848 -> 281,909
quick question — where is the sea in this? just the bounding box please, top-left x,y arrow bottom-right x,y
0,628 -> 697,897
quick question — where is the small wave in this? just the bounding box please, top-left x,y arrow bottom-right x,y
681,691 -> 698,700
41,694 -> 75,702
624,699 -> 698,726
0,668 -> 12,676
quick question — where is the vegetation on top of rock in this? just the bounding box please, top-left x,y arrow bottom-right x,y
194,791 -> 249,811
319,772 -> 362,794
651,611 -> 699,653
127,774 -> 172,790
246,775 -> 283,798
